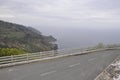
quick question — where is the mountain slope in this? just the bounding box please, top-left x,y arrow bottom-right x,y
0,20 -> 57,52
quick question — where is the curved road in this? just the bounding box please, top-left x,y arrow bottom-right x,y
0,50 -> 120,80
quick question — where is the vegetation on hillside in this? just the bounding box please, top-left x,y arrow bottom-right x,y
0,20 -> 58,53
87,43 -> 120,50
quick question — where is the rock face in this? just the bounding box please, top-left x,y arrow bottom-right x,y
0,20 -> 58,52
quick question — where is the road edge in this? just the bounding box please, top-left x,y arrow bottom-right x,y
0,49 -> 108,68
94,55 -> 120,80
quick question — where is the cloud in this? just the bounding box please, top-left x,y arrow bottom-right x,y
0,6 -> 15,18
0,14 -> 14,18
0,0 -> 120,28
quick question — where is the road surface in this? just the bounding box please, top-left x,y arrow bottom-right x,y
0,50 -> 120,80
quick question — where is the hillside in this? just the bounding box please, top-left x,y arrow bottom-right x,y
0,20 -> 58,52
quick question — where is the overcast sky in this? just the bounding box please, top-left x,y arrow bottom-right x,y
0,0 -> 120,28
0,0 -> 120,49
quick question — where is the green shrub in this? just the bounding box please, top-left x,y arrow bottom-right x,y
0,48 -> 26,57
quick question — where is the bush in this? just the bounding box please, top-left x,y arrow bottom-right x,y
95,43 -> 104,49
0,48 -> 26,57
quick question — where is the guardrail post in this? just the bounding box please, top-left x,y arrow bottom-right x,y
39,52 -> 41,59
27,54 -> 29,62
54,50 -> 58,56
11,55 -> 13,63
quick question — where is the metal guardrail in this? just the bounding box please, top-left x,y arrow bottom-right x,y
0,48 -> 86,65
0,50 -> 55,65
0,47 -> 119,67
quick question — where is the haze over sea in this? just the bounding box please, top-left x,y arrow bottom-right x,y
37,26 -> 120,49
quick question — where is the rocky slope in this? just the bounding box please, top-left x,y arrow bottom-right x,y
0,20 -> 58,52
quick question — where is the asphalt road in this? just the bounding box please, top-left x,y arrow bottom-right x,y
0,50 -> 120,80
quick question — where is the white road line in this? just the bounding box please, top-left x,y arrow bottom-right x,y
40,70 -> 56,76
69,63 -> 81,67
88,58 -> 96,61
103,54 -> 110,57
8,69 -> 13,72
